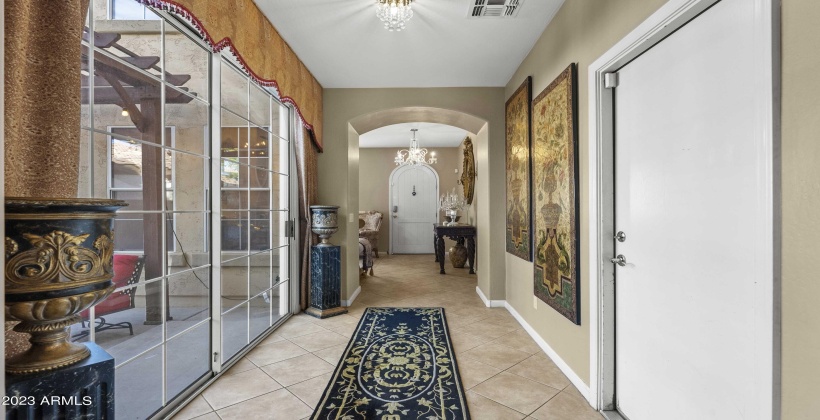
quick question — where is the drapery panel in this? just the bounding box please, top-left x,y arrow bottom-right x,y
295,124 -> 319,310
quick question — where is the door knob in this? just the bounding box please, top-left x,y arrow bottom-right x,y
610,255 -> 627,266
614,231 -> 626,242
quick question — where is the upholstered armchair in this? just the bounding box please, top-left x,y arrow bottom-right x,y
358,211 -> 383,258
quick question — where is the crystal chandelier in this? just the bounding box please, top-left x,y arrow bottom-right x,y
376,0 -> 414,32
394,129 -> 437,166
439,187 -> 467,225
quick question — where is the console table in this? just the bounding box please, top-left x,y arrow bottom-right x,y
433,224 -> 476,275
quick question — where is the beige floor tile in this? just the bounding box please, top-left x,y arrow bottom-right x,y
312,343 -> 348,365
326,322 -> 357,336
457,321 -> 517,340
179,255 -> 586,419
202,368 -> 282,410
456,357 -> 502,389
271,320 -> 330,339
471,372 -> 561,415
261,353 -> 335,387
563,382 -> 586,399
310,313 -> 359,330
215,389 -> 313,420
485,316 -> 525,331
287,372 -> 333,409
246,340 -> 309,367
289,330 -> 348,352
289,313 -> 322,325
448,305 -> 494,320
222,357 -> 257,377
257,332 -> 286,346
506,354 -> 571,390
493,330 -> 543,355
345,303 -> 367,319
190,413 -> 220,420
466,391 -> 527,420
449,331 -> 486,353
460,342 -> 531,370
529,389 -> 603,420
171,395 -> 213,420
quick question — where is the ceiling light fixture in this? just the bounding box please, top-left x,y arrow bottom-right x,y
376,0 -> 414,32
395,128 -> 436,166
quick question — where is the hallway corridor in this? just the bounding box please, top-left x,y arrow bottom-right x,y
173,255 -> 602,420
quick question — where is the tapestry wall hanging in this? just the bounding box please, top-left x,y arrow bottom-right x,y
532,64 -> 581,325
505,76 -> 532,261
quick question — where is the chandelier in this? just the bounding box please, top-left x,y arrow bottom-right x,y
394,129 -> 437,166
376,0 -> 414,32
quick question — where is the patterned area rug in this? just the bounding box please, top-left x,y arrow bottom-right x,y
312,307 -> 470,419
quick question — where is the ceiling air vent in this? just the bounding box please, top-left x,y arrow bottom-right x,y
468,0 -> 523,18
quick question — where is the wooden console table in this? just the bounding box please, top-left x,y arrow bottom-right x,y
433,224 -> 476,275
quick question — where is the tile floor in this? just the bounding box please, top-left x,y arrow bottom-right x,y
172,254 -> 603,420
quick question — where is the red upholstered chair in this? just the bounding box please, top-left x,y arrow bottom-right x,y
74,254 -> 145,339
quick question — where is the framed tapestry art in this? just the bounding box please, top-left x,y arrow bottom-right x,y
505,77 -> 532,261
532,64 -> 580,325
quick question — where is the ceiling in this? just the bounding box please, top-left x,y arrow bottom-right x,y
253,0 -> 564,88
360,122 -> 468,148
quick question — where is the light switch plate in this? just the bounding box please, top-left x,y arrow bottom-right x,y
533,296 -> 538,310
349,213 -> 354,223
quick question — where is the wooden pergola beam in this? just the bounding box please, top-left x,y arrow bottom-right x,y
81,86 -> 195,104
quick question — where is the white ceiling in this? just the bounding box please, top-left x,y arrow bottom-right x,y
253,0 -> 564,88
359,122 -> 468,148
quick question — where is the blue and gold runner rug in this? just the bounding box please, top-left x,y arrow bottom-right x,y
311,307 -> 470,419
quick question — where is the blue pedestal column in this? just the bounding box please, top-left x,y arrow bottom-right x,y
306,245 -> 348,319
5,343 -> 115,419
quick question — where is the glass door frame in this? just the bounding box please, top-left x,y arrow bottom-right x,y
208,50 -> 298,376
146,10 -> 299,418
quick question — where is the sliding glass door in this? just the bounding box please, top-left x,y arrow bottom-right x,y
216,56 -> 292,365
77,2 -> 294,418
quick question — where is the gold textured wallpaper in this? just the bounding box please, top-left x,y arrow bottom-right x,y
170,0 -> 324,149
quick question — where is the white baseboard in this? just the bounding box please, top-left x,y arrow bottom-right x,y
504,302 -> 593,406
342,286 -> 361,307
475,286 -> 505,308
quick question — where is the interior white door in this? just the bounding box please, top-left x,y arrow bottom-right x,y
614,0 -> 773,419
390,165 -> 438,254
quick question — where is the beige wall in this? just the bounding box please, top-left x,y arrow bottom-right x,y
358,147 -> 464,253
781,1 -> 820,418
503,0 -> 667,386
320,88 -> 506,301
506,0 -> 819,417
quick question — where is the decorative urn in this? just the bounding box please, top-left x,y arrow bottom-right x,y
449,242 -> 469,268
4,197 -> 127,374
309,205 -> 340,246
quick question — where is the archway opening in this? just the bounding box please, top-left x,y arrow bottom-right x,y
344,107 -> 491,303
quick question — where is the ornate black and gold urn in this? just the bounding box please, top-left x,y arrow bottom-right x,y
4,197 -> 127,375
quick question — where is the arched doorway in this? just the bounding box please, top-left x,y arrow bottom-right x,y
388,164 -> 440,254
331,104 -> 503,308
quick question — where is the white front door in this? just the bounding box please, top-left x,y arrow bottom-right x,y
390,165 -> 439,254
613,0 -> 773,418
